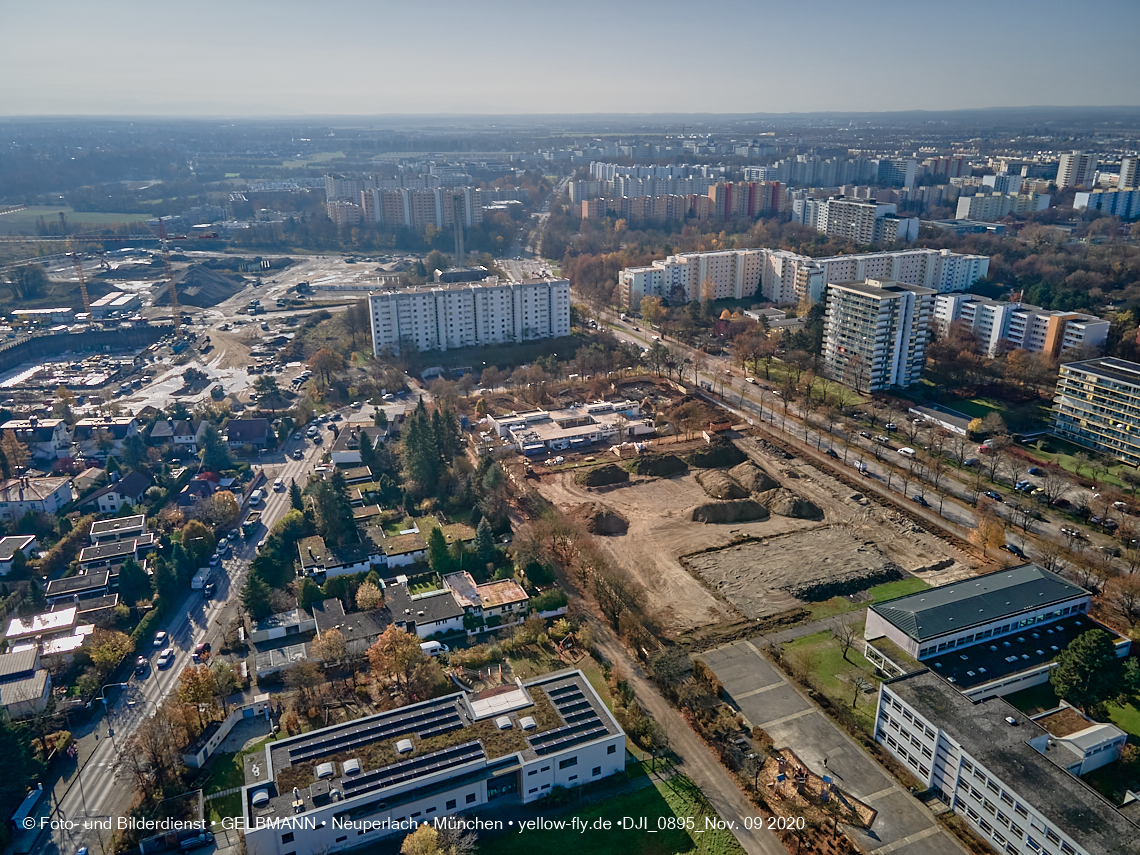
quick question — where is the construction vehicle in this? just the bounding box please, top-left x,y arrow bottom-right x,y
156,218 -> 182,338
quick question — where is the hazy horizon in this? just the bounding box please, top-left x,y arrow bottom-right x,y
2,0 -> 1138,117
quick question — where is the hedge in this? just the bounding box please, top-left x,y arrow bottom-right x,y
531,588 -> 569,612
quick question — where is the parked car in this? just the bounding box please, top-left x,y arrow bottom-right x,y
825,448 -> 840,458
1052,498 -> 1071,508
1099,545 -> 1122,557
1060,527 -> 1084,539
135,656 -> 147,675
203,581 -> 216,599
1028,466 -> 1044,476
1002,543 -> 1027,558
330,412 -> 342,421
911,494 -> 929,507
984,490 -> 1003,502
884,423 -> 898,431
420,641 -> 449,656
350,401 -> 363,409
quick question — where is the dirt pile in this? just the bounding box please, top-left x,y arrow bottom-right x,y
729,461 -> 780,494
567,502 -> 629,536
695,470 -> 749,500
755,488 -> 824,520
690,500 -> 770,524
574,463 -> 629,487
685,439 -> 747,469
624,454 -> 688,478
153,264 -> 247,308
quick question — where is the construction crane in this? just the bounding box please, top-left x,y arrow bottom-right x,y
157,217 -> 183,338
67,242 -> 94,321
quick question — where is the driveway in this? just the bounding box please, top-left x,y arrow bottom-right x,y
699,640 -> 967,855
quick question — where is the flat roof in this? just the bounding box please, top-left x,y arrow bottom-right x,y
870,564 -> 1088,643
45,570 -> 110,597
248,670 -> 619,821
90,514 -> 147,537
885,670 -> 1139,854
77,535 -> 153,563
1060,356 -> 1140,388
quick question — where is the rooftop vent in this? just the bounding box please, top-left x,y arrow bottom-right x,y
519,716 -> 537,730
251,789 -> 270,807
395,738 -> 414,754
343,758 -> 361,776
495,716 -> 512,730
315,762 -> 335,779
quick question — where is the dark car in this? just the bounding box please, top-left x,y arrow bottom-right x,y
1028,466 -> 1044,476
911,494 -> 929,507
859,431 -> 871,439
1052,497 -> 1071,508
312,434 -> 323,444
1002,543 -> 1027,558
135,656 -> 147,675
984,490 -> 1004,502
203,581 -> 216,599
825,448 -> 840,459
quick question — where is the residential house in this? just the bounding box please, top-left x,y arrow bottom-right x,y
296,535 -> 382,580
45,570 -> 110,605
77,532 -> 155,573
384,583 -> 465,638
0,476 -> 73,521
311,597 -> 390,657
72,467 -> 106,494
0,649 -> 51,718
89,514 -> 147,543
148,419 -> 206,454
0,418 -> 73,461
444,571 -> 529,631
380,532 -> 427,568
223,418 -> 270,449
177,477 -> 216,507
5,606 -> 79,646
0,534 -> 37,575
51,593 -> 120,627
72,416 -> 139,457
78,471 -> 153,514
250,608 -> 317,644
329,425 -> 388,466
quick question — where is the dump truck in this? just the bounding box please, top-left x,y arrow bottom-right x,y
241,511 -> 261,538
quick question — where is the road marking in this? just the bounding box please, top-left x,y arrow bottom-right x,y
733,682 -> 787,700
862,785 -> 898,802
757,708 -> 815,728
866,825 -> 940,854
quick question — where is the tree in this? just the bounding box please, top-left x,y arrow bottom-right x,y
289,479 -> 304,511
356,580 -> 383,611
254,374 -> 281,400
118,701 -> 187,798
313,628 -> 346,665
1110,574 -> 1140,626
402,824 -> 442,855
309,348 -> 345,387
211,661 -> 239,710
970,501 -> 1006,550
427,526 -> 451,574
367,626 -> 426,696
181,519 -> 216,566
473,517 -> 496,566
117,557 -> 151,606
242,570 -> 273,619
1,431 -> 29,473
86,628 -> 133,673
193,490 -> 240,527
1050,629 -> 1140,715
313,470 -> 355,547
640,295 -> 666,328
200,423 -> 231,472
177,664 -> 217,729
831,619 -> 858,663
153,559 -> 179,604
297,576 -> 324,612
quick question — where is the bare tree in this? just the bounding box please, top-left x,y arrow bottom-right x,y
1110,574 -> 1140,626
832,618 -> 859,663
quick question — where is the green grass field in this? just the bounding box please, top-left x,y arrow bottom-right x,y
807,577 -> 929,622
479,775 -> 744,855
785,623 -> 882,732
0,206 -> 152,234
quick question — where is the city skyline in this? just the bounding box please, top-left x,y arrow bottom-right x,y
2,0 -> 1138,117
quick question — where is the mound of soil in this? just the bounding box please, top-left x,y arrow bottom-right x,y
695,470 -> 748,500
685,439 -> 747,469
624,454 -> 688,478
729,461 -> 780,494
202,256 -> 294,272
691,500 -> 770,524
153,264 -> 246,308
755,488 -> 824,520
574,463 -> 629,487
568,502 -> 629,536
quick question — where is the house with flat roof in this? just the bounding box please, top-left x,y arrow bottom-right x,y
250,608 -> 317,645
384,583 -> 465,639
0,534 -> 37,575
877,669 -> 1138,855
380,532 -> 427,568
240,670 -> 625,855
863,564 -> 1128,700
45,570 -> 110,605
489,399 -> 655,454
89,513 -> 147,543
5,606 -> 78,645
77,532 -> 155,572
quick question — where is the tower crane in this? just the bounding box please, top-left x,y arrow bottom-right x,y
157,218 -> 182,338
67,242 -> 94,321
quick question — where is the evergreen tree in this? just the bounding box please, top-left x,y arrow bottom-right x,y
358,432 -> 379,474
297,577 -> 323,612
200,423 -> 232,472
153,559 -> 179,604
104,455 -> 120,475
117,557 -> 151,606
242,570 -> 273,619
121,434 -> 148,472
427,527 -> 451,574
0,714 -> 42,827
374,408 -> 388,429
313,470 -> 355,546
400,402 -> 440,496
474,517 -> 496,566
1051,628 -> 1140,714
289,479 -> 304,512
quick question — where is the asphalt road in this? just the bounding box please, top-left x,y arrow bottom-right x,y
32,424 -> 336,855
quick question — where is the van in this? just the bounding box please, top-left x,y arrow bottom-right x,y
249,489 -> 263,506
898,447 -> 916,458
273,478 -> 285,492
746,377 -> 757,385
420,641 -> 449,657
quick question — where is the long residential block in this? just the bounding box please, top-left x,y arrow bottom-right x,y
1053,357 -> 1140,466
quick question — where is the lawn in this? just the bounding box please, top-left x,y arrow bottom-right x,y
0,205 -> 152,234
785,623 -> 882,732
1022,436 -> 1137,492
478,774 -> 744,855
807,577 -> 930,622
200,734 -> 277,822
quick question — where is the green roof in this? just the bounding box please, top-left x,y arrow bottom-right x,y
870,564 -> 1087,642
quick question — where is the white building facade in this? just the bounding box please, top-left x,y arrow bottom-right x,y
934,294 -> 1108,357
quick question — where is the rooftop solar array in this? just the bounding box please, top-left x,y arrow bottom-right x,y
528,681 -> 608,756
287,699 -> 463,764
340,741 -> 485,796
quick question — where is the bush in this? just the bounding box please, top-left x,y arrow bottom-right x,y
531,588 -> 569,613
129,607 -> 164,647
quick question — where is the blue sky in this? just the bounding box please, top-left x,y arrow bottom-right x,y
1,0 -> 1137,116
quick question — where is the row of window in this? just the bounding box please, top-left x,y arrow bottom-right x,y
918,607 -> 1085,657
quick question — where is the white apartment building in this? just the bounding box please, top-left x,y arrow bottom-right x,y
1073,187 -> 1140,221
326,200 -> 362,227
934,294 -> 1107,357
822,279 -> 935,392
877,157 -> 917,188
876,670 -> 1137,855
360,187 -> 482,230
619,247 -> 988,308
325,175 -> 375,201
1056,151 -> 1099,189
241,671 -> 625,855
1119,156 -> 1139,190
956,192 -> 1051,221
369,277 -> 570,355
1053,357 -> 1140,467
817,197 -> 920,244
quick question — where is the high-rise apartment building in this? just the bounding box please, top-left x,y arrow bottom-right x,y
1053,357 -> 1140,466
1119,156 -> 1139,189
934,294 -> 1107,357
325,200 -> 362,227
955,192 -> 1051,221
1073,187 -> 1140,221
817,197 -> 919,244
618,248 -> 989,308
822,278 -> 935,392
325,174 -> 376,201
360,187 -> 482,230
1056,151 -> 1099,188
877,157 -> 917,188
369,277 -> 570,355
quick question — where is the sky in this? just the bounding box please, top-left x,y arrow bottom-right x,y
1,0 -> 1138,117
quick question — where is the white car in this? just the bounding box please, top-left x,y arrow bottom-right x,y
153,631 -> 167,648
157,648 -> 174,669
273,478 -> 285,491
249,489 -> 263,505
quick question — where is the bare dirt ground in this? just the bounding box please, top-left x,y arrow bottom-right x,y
533,432 -> 977,636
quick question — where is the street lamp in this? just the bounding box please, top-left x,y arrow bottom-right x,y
92,682 -> 129,742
